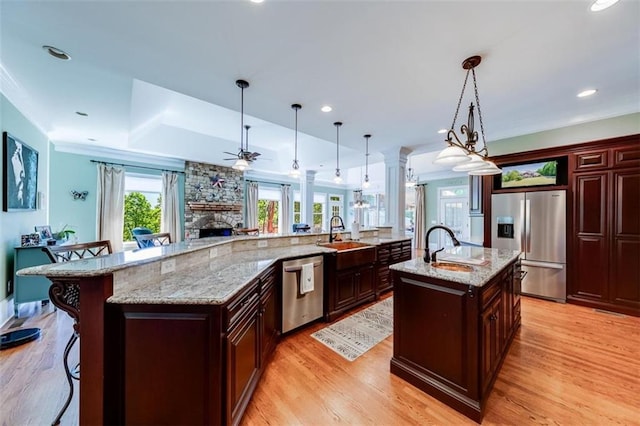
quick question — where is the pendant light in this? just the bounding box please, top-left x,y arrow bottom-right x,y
290,103 -> 302,177
362,134 -> 371,188
232,79 -> 250,171
433,56 -> 502,176
333,122 -> 343,184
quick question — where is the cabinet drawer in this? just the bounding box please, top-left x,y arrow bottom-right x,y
225,283 -> 259,329
259,266 -> 277,293
574,150 -> 608,171
613,145 -> 640,168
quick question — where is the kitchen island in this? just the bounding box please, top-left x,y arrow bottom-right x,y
390,246 -> 521,423
17,230 -> 411,425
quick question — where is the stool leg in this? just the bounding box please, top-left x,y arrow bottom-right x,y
51,332 -> 79,426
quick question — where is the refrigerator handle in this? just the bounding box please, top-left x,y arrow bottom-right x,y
520,199 -> 526,253
525,199 -> 531,253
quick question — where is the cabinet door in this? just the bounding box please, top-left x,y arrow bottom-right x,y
573,173 -> 609,300
610,170 -> 640,308
259,283 -> 278,367
481,294 -> 502,393
356,264 -> 375,300
335,269 -> 357,309
226,304 -> 260,426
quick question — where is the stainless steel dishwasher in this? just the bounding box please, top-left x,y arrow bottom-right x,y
282,255 -> 324,333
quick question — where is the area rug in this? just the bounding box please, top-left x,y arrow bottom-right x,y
311,297 -> 393,361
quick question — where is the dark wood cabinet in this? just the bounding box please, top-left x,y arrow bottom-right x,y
570,139 -> 640,315
258,266 -> 278,367
225,297 -> 260,426
376,239 -> 412,295
481,291 -> 502,393
325,248 -> 377,321
105,265 -> 280,426
391,259 -> 520,423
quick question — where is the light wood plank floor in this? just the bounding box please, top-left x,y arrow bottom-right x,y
1,296 -> 639,425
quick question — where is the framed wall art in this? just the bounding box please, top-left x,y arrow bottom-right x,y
3,132 -> 39,211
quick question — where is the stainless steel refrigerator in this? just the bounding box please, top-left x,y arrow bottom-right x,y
491,190 -> 566,302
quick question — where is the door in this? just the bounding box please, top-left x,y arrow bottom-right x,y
525,190 -> 566,263
438,186 -> 470,249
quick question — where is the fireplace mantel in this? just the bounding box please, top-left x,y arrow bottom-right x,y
187,202 -> 242,212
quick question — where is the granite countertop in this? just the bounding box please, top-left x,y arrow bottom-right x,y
109,244 -> 332,305
390,247 -> 521,287
16,232 -> 411,306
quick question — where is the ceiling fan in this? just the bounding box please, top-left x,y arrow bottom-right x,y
224,79 -> 260,171
224,124 -> 261,163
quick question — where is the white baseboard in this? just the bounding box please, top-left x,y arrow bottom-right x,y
0,297 -> 14,328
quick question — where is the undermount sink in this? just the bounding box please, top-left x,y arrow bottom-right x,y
320,241 -> 372,251
321,241 -> 376,269
431,262 -> 474,273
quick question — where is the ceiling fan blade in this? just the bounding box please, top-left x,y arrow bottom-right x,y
223,151 -> 239,157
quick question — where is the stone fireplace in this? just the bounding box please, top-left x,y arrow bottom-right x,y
184,161 -> 244,239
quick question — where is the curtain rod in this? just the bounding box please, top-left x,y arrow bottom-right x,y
90,160 -> 185,174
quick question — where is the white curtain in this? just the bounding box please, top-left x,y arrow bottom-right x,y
246,181 -> 259,229
161,171 -> 181,243
280,184 -> 291,234
414,184 -> 426,250
96,163 -> 125,252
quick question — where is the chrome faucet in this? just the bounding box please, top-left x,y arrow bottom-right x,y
329,215 -> 345,243
424,225 -> 461,263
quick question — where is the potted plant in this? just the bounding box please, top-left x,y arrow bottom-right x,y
53,225 -> 76,242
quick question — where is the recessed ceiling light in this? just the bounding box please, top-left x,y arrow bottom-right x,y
88,138 -> 97,142
42,45 -> 71,60
437,128 -> 448,134
577,89 -> 597,98
76,111 -> 88,117
250,0 -> 264,3
321,105 -> 332,113
590,0 -> 620,12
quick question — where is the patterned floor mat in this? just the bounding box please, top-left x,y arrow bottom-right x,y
311,297 -> 393,361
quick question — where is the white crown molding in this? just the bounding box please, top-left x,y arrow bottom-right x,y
53,141 -> 185,169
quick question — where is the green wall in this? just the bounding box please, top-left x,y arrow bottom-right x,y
423,176 -> 469,229
49,149 -> 186,242
0,94 -> 49,306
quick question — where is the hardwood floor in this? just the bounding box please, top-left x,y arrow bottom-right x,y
1,296 -> 639,425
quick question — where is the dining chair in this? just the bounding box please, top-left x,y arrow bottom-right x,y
133,232 -> 172,248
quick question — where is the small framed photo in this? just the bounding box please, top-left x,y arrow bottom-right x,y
35,225 -> 53,240
21,233 -> 41,247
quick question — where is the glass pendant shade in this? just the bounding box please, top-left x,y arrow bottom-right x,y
452,153 -> 487,172
468,160 -> 502,175
333,174 -> 343,184
289,167 -> 300,178
362,177 -> 370,189
232,158 -> 250,171
433,145 -> 471,165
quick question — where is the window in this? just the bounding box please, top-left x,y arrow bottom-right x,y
313,193 -> 326,232
293,200 -> 301,224
405,187 -> 415,234
124,173 -> 162,245
329,194 -> 343,219
258,186 -> 280,234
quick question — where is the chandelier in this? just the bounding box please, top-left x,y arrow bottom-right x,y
353,189 -> 370,209
232,79 -> 250,171
290,103 -> 302,177
333,122 -> 342,184
433,55 -> 502,176
362,134 -> 371,188
405,167 -> 417,187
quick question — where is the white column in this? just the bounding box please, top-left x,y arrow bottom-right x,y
301,170 -> 316,229
382,147 -> 411,234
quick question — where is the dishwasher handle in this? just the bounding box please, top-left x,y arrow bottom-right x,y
283,261 -> 322,273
